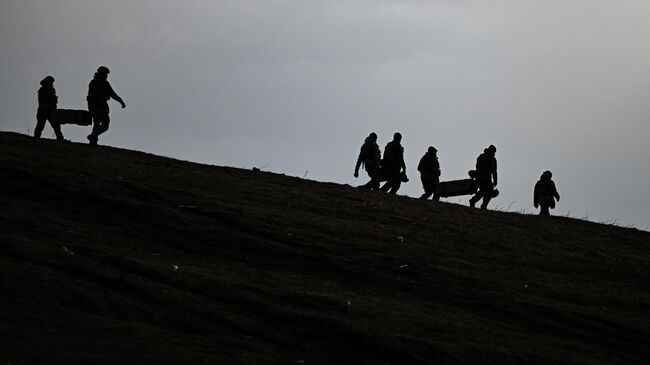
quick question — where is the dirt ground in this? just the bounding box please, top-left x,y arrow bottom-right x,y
1,131 -> 649,364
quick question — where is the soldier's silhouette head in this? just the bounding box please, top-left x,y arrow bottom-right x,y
541,170 -> 552,180
393,132 -> 402,142
97,66 -> 110,75
487,144 -> 496,155
368,132 -> 377,142
40,76 -> 54,86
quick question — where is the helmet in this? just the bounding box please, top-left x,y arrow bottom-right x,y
97,66 -> 110,75
40,76 -> 54,86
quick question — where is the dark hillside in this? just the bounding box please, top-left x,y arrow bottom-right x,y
1,131 -> 649,364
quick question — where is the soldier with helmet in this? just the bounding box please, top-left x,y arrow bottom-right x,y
534,170 -> 561,216
469,144 -> 498,209
86,66 -> 126,145
418,146 -> 441,200
379,132 -> 407,194
354,132 -> 382,190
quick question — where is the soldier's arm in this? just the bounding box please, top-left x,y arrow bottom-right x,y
492,160 -> 498,186
107,83 -> 126,108
552,182 -> 560,201
50,88 -> 58,106
354,148 -> 363,177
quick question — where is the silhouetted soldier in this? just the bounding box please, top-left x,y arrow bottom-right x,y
418,146 -> 440,200
469,144 -> 497,209
87,66 -> 126,145
380,132 -> 407,194
534,170 -> 560,216
354,132 -> 381,190
34,76 -> 65,141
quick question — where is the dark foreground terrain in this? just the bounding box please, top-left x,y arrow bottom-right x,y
1,131 -> 649,364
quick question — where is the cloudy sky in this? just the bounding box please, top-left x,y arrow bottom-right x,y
2,1 -> 649,229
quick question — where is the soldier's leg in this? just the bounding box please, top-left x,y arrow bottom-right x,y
359,168 -> 380,189
469,191 -> 483,207
89,111 -> 100,140
89,112 -> 110,145
370,178 -> 380,190
47,113 -> 64,140
419,175 -> 433,200
34,110 -> 47,138
380,169 -> 394,192
367,167 -> 381,190
424,181 -> 439,201
539,204 -> 550,215
388,179 -> 401,194
420,188 -> 434,200
480,184 -> 494,209
480,195 -> 492,209
97,112 -> 111,136
358,180 -> 374,189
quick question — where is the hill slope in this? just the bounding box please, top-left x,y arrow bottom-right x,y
1,132 -> 649,364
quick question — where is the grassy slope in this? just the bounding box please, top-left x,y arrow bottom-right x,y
1,132 -> 648,364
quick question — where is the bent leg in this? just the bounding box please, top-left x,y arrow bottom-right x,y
89,111 -> 109,144
96,112 -> 111,136
480,185 -> 494,209
388,180 -> 401,194
480,194 -> 492,209
34,110 -> 48,138
469,191 -> 483,207
47,115 -> 64,140
358,180 -> 374,189
420,175 -> 433,200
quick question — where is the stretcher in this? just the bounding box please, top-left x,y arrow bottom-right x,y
433,170 -> 499,200
434,179 -> 477,199
54,109 -> 92,126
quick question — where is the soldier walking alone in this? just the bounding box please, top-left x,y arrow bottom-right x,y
34,76 -> 65,141
87,66 -> 126,145
469,144 -> 498,209
534,170 -> 561,216
354,132 -> 382,190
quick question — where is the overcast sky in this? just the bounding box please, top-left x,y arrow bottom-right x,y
2,1 -> 649,229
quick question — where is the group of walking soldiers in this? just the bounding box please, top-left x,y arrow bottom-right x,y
354,132 -> 409,194
354,132 -> 561,215
36,71 -> 561,216
35,66 -> 126,145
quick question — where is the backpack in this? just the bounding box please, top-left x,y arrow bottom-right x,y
476,153 -> 490,174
